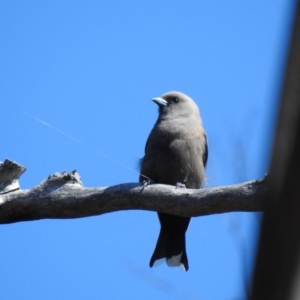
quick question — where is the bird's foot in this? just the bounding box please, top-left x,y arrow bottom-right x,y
176,182 -> 186,189
176,174 -> 188,189
139,179 -> 154,193
142,179 -> 153,187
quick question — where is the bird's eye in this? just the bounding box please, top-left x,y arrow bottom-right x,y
173,98 -> 179,103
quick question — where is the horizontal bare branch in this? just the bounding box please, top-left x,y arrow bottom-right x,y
0,165 -> 266,224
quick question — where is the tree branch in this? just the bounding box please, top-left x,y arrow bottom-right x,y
0,159 -> 266,224
0,159 -> 26,194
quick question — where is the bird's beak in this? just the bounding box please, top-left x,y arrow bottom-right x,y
152,97 -> 168,107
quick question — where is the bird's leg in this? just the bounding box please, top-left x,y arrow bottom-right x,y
176,182 -> 186,188
176,174 -> 188,189
142,178 -> 154,187
139,178 -> 154,193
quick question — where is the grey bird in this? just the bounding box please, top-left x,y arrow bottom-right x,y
139,91 -> 208,271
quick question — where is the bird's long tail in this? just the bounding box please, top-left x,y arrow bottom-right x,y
149,213 -> 190,271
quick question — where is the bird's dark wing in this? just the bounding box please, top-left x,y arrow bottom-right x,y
139,134 -> 153,183
203,134 -> 208,168
144,135 -> 150,153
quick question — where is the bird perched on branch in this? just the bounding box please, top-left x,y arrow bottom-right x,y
140,91 -> 208,271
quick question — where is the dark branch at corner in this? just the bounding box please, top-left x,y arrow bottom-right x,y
0,159 -> 266,224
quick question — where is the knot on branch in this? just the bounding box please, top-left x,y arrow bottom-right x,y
0,159 -> 26,194
47,170 -> 82,185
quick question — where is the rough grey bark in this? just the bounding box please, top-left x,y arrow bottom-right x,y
0,159 -> 266,224
0,159 -> 26,193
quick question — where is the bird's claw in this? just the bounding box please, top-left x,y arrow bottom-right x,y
139,179 -> 154,193
176,182 -> 186,189
142,179 -> 153,187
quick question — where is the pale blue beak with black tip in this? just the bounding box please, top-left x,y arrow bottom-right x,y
152,97 -> 168,107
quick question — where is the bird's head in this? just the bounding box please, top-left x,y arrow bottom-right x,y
152,91 -> 200,119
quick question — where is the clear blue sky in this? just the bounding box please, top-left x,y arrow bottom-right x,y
0,1 -> 296,299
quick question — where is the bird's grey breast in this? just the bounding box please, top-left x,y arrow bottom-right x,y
144,117 -> 206,188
